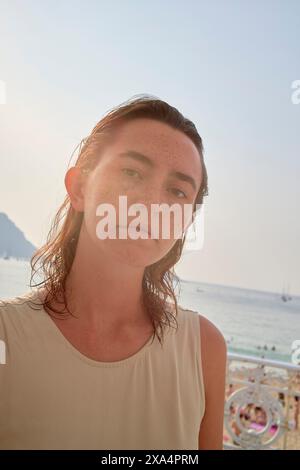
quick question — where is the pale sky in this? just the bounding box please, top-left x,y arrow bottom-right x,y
1,0 -> 299,295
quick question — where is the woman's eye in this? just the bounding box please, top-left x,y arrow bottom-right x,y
122,168 -> 142,179
169,188 -> 187,199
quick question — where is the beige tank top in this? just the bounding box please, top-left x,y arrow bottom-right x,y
0,289 -> 205,450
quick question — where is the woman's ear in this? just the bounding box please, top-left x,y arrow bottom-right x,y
65,167 -> 86,212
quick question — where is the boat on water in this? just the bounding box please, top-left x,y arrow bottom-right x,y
281,283 -> 292,302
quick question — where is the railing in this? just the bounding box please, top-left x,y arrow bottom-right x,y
223,353 -> 300,450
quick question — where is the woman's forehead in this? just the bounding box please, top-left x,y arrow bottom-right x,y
104,118 -> 202,174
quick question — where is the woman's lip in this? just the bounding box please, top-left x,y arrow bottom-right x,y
117,225 -> 151,236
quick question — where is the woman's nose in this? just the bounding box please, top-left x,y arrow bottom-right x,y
138,183 -> 166,207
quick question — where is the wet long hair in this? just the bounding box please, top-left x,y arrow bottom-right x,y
30,94 -> 209,345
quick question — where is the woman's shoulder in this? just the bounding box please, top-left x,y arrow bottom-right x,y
177,305 -> 225,341
0,290 -> 38,311
0,290 -> 41,335
198,315 -> 227,352
175,304 -> 200,326
177,305 -> 227,357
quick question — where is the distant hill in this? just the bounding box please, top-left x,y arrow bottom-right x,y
0,212 -> 36,260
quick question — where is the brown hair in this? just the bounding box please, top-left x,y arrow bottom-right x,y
30,94 -> 208,345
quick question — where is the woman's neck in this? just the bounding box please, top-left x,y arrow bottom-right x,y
62,228 -> 151,331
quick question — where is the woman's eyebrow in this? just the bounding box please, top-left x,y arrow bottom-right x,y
118,149 -> 197,191
118,150 -> 154,168
169,170 -> 197,191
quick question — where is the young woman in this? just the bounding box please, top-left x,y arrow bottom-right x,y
0,95 -> 227,450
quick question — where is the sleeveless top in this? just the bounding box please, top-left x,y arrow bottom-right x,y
0,289 -> 205,450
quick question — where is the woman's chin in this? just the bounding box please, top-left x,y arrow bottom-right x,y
105,239 -> 163,267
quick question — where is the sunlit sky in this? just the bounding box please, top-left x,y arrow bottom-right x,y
1,0 -> 299,295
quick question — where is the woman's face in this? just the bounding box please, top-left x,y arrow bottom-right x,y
68,118 -> 203,268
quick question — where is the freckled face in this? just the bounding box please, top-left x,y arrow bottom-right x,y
82,118 -> 203,267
